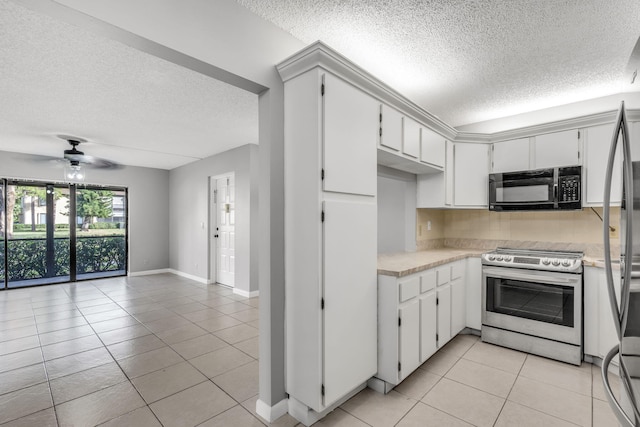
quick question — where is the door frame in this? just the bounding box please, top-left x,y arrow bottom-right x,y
209,172 -> 235,286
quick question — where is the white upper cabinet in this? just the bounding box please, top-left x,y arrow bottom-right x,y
402,116 -> 421,158
533,129 -> 580,169
445,141 -> 454,206
454,143 -> 490,207
492,138 -> 530,173
584,123 -> 621,205
379,104 -> 402,151
323,73 -> 378,196
630,121 -> 640,161
420,127 -> 445,168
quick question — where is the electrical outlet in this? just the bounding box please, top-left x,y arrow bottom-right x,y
427,220 -> 432,231
610,226 -> 619,239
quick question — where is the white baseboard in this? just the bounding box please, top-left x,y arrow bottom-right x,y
128,268 -> 170,277
256,397 -> 288,423
233,288 -> 259,298
167,269 -> 209,284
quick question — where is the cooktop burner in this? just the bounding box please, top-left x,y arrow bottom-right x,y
481,248 -> 583,273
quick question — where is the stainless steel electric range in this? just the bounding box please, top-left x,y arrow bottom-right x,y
481,248 -> 584,365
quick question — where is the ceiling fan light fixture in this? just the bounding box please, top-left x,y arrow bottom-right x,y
64,163 -> 85,181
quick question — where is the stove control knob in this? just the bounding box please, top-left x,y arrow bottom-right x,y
562,259 -> 571,267
551,259 -> 560,266
504,256 -> 512,262
542,258 -> 551,265
496,256 -> 503,261
487,255 -> 495,261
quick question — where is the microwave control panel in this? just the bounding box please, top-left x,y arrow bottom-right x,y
559,175 -> 580,202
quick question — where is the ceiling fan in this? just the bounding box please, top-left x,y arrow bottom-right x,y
56,135 -> 121,181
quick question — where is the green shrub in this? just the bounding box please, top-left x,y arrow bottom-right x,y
12,223 -> 70,232
88,223 -> 117,230
0,236 -> 125,281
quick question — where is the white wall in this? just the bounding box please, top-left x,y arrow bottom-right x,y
0,150 -> 170,272
377,166 -> 417,254
169,144 -> 259,294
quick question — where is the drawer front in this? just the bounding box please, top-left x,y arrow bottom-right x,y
451,261 -> 465,280
399,276 -> 420,302
436,266 -> 450,286
420,270 -> 436,293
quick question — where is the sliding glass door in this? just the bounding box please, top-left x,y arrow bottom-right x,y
76,187 -> 127,280
0,180 -> 4,288
0,180 -> 127,289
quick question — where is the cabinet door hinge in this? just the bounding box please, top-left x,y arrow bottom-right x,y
321,83 -> 325,96
321,384 -> 325,396
321,169 -> 325,180
398,362 -> 401,372
321,298 -> 325,310
398,317 -> 401,327
321,211 -> 325,222
379,127 -> 382,137
577,130 -> 580,139
379,113 -> 382,123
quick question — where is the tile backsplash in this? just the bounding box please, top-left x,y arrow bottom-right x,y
416,207 -> 620,256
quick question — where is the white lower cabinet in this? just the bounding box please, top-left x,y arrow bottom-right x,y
583,265 -> 620,366
437,284 -> 452,345
465,257 -> 482,330
420,292 -> 437,362
377,260 -> 465,388
399,301 -> 420,380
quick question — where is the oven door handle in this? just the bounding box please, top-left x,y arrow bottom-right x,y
482,267 -> 577,286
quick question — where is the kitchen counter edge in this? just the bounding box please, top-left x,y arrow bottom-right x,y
377,249 -> 484,278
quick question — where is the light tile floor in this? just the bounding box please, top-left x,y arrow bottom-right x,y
0,274 -> 622,426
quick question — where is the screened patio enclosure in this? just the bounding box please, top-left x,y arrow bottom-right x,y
0,179 -> 128,289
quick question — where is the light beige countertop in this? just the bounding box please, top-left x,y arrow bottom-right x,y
378,250 -> 610,277
377,249 -> 483,277
583,256 -> 601,268
584,256 -> 622,269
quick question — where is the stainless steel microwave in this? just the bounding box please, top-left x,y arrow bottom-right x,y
489,166 -> 582,211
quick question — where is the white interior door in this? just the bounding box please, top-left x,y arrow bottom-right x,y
216,175 -> 235,287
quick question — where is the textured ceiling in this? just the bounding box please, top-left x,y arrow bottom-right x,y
0,0 -> 258,170
236,0 -> 640,127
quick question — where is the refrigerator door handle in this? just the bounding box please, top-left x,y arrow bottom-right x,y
602,344 -> 636,427
603,102 -> 631,340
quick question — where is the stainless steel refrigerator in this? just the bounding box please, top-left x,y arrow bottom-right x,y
603,101 -> 640,426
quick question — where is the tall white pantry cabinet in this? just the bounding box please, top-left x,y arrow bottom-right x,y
278,54 -> 378,419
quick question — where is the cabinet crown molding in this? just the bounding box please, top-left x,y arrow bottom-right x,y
277,41 -> 457,140
277,41 -> 640,147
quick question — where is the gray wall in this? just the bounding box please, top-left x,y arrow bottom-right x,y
169,144 -> 259,294
0,150 -> 170,272
377,166 -> 417,254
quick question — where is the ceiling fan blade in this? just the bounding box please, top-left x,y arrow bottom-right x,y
78,155 -> 122,169
63,152 -> 85,163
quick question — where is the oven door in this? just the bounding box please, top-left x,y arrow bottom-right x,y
482,266 -> 582,345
